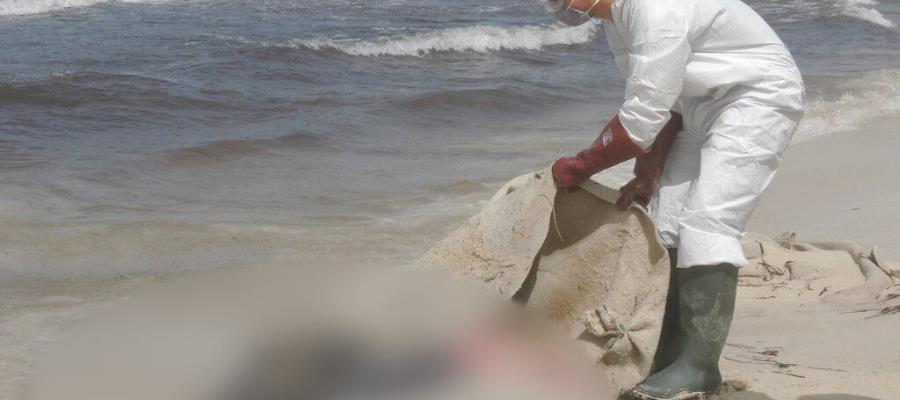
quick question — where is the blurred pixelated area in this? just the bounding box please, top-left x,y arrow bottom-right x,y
26,264 -> 613,400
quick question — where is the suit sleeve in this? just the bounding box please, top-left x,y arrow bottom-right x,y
616,2 -> 690,150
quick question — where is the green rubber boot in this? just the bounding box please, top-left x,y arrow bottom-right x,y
632,264 -> 738,400
649,248 -> 682,374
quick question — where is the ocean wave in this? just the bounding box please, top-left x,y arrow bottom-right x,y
0,81 -> 81,107
749,0 -> 895,29
0,71 -> 136,108
0,71 -> 294,118
281,23 -> 598,57
156,131 -> 333,167
0,0 -> 178,17
395,86 -> 565,112
838,0 -> 896,29
794,68 -> 900,142
0,71 -> 226,111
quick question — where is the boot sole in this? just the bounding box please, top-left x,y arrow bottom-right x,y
630,388 -> 715,400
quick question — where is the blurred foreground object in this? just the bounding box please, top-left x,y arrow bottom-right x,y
27,265 -> 613,400
420,167 -> 670,393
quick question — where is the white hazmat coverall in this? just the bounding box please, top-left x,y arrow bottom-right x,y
603,0 -> 805,268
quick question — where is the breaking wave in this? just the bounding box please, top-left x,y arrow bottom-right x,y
0,0 -> 178,17
749,0 -> 895,29
279,23 -> 598,57
838,0 -> 895,29
794,68 -> 900,142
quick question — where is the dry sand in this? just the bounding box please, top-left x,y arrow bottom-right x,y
718,116 -> 900,400
750,116 -> 900,261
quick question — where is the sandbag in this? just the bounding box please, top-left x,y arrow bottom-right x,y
420,167 -> 670,393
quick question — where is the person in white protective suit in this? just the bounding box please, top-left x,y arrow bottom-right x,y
537,0 -> 805,398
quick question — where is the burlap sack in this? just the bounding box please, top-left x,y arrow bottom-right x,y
420,167 -> 670,393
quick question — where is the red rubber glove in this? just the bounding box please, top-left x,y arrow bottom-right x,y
615,112 -> 683,210
615,153 -> 663,210
552,115 -> 645,190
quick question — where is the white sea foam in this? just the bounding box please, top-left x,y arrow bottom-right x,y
794,69 -> 900,142
289,23 -> 598,57
741,0 -> 895,29
0,0 -> 177,16
838,0 -> 896,29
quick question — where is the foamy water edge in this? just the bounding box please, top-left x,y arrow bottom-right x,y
794,68 -> 900,142
262,23 -> 598,57
840,0 -> 896,29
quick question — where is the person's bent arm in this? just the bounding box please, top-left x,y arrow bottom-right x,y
616,111 -> 682,210
616,2 -> 690,150
552,2 -> 690,189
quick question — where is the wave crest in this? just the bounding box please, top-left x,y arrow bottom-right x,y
281,23 -> 597,57
0,0 -> 176,17
839,0 -> 896,29
795,68 -> 900,142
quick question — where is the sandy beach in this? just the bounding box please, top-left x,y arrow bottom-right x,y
3,117 -> 900,400
719,115 -> 900,400
750,116 -> 900,261
3,1 -> 899,398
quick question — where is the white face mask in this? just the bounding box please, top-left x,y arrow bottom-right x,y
538,0 -> 603,26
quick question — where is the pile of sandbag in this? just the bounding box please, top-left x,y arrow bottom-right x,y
739,231 -> 899,313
